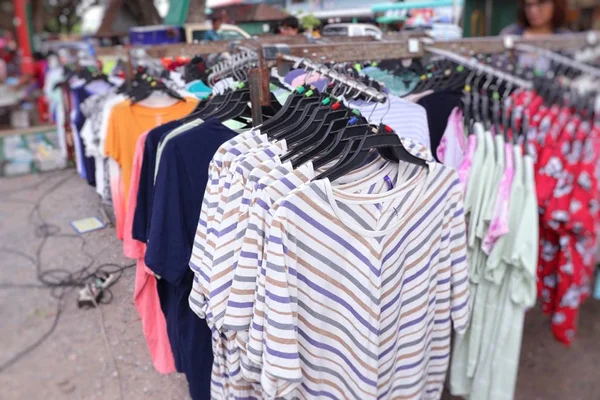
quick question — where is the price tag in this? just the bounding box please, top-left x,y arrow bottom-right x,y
503,35 -> 515,50
408,38 -> 420,54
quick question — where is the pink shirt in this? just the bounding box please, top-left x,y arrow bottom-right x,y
109,159 -> 126,241
124,133 -> 147,259
482,142 -> 515,254
125,132 -> 176,374
437,107 -> 467,169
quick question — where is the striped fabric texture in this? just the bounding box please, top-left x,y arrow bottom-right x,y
348,96 -> 431,150
188,131 -> 471,400
250,164 -> 470,399
230,159 -> 420,392
189,131 -> 267,320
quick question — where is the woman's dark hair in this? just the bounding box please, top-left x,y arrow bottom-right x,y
280,16 -> 300,30
517,0 -> 568,29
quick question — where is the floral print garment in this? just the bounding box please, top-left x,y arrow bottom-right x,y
532,102 -> 600,345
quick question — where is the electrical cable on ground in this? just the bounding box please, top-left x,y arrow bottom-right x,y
0,171 -> 135,374
91,294 -> 124,400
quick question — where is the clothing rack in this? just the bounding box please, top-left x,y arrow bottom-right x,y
97,32 -> 600,127
96,33 -> 424,60
425,46 -> 533,89
207,51 -> 258,85
93,31 -> 599,64
280,54 -> 387,102
73,30 -> 600,400
515,42 -> 600,78
126,34 -> 392,60
262,31 -> 600,63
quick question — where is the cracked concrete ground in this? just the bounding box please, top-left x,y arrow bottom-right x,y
0,169 -> 598,400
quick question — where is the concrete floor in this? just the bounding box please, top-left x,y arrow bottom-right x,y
0,169 -> 599,400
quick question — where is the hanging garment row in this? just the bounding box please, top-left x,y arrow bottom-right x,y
57,35 -> 600,400
181,51 -> 535,400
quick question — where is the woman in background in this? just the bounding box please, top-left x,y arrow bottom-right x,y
501,0 -> 569,36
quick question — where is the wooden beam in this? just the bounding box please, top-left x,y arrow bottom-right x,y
273,31 -> 600,63
94,31 -> 600,64
280,40 -> 422,62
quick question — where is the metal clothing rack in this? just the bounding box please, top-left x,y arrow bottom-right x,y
94,31 -> 600,125
262,31 -> 600,63
425,47 -> 533,89
515,43 -> 600,79
136,34 -> 393,59
279,54 -> 387,102
207,51 -> 258,85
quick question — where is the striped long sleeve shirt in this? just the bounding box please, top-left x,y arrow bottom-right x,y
254,163 -> 470,400
230,159 -> 418,389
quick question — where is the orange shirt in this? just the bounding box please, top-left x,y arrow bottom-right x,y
104,98 -> 198,205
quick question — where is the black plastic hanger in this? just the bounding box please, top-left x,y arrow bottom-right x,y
130,78 -> 185,104
280,103 -> 352,159
491,86 -> 504,139
310,123 -> 373,171
471,70 -> 486,125
258,86 -> 307,131
264,89 -> 322,137
281,105 -> 349,150
269,98 -> 322,139
480,74 -> 495,130
314,125 -> 427,182
463,68 -> 477,135
288,117 -> 356,168
276,89 -> 348,144
199,83 -> 242,118
259,67 -> 322,132
210,88 -> 251,121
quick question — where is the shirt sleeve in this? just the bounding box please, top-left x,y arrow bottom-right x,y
189,157 -> 235,319
209,168 -> 247,328
509,162 -> 539,308
449,183 -> 470,334
144,141 -> 195,285
224,187 -> 269,332
188,164 -> 217,319
260,207 -> 302,398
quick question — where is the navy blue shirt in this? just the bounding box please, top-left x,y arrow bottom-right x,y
132,120 -> 182,243
144,119 -> 237,400
71,86 -> 96,187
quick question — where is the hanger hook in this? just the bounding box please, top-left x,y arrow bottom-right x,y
366,94 -> 377,121
352,83 -> 363,100
482,72 -> 494,92
303,63 -> 314,86
331,79 -> 343,98
381,92 -> 392,125
473,68 -> 485,91
465,66 -> 477,88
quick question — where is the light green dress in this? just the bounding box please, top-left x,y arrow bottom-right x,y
467,144 -> 525,400
450,123 -> 492,396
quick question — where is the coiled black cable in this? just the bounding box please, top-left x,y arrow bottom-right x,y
0,171 -> 135,373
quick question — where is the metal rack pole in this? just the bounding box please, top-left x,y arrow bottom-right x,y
516,42 -> 600,78
279,54 -> 387,102
266,32 -> 600,64
248,44 -> 271,126
425,46 -> 533,89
